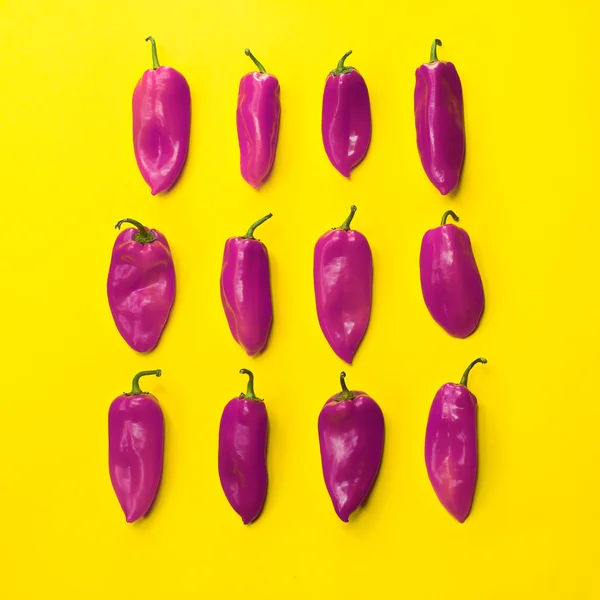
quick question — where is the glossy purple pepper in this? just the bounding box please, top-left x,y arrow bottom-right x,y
218,369 -> 269,525
237,49 -> 281,189
414,39 -> 465,195
419,210 -> 484,338
425,358 -> 487,522
133,36 -> 191,195
318,372 -> 385,522
220,213 -> 274,356
314,205 -> 373,364
107,218 -> 176,352
108,370 -> 164,523
322,50 -> 372,177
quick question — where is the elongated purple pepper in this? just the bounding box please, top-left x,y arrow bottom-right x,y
218,369 -> 269,525
414,39 -> 465,195
425,358 -> 487,522
314,206 -> 373,364
108,370 -> 164,523
318,372 -> 385,522
322,50 -> 372,177
237,48 -> 281,189
107,219 -> 176,353
133,36 -> 191,195
420,210 -> 484,338
220,213 -> 274,356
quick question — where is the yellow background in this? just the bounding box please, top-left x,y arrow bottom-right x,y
1,0 -> 598,598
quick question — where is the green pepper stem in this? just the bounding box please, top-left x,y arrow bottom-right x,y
245,48 -> 266,74
430,39 -> 442,62
332,50 -> 353,75
145,36 -> 160,70
243,213 -> 273,239
130,370 -> 162,395
340,205 -> 357,231
336,372 -> 355,401
240,369 -> 260,401
441,210 -> 459,226
460,358 -> 487,387
115,218 -> 156,244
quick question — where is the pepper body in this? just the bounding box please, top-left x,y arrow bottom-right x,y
220,214 -> 273,356
419,211 -> 484,338
414,39 -> 465,195
318,373 -> 384,522
314,206 -> 372,364
218,370 -> 269,524
107,219 -> 176,353
425,358 -> 486,523
237,49 -> 281,189
322,51 -> 372,177
133,37 -> 191,195
108,370 -> 164,523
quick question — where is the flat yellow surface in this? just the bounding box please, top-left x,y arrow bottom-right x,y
1,0 -> 599,598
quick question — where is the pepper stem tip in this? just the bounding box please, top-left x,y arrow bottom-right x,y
240,368 -> 260,401
441,210 -> 460,226
340,205 -> 357,230
243,213 -> 273,239
430,39 -> 442,62
460,358 -> 487,388
145,36 -> 160,69
337,371 -> 355,400
114,218 -> 156,244
130,369 -> 162,395
333,50 -> 354,75
245,48 -> 267,74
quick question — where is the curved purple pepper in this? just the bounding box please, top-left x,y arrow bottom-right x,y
107,218 -> 176,353
419,210 -> 484,338
218,369 -> 269,524
236,49 -> 281,189
133,36 -> 191,195
414,39 -> 465,195
108,370 -> 164,523
322,50 -> 372,177
318,372 -> 385,522
220,213 -> 274,356
314,206 -> 373,364
425,357 -> 487,522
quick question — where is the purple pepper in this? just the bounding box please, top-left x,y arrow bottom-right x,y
314,205 -> 373,364
133,37 -> 191,195
318,372 -> 385,522
108,370 -> 164,523
107,218 -> 176,353
425,357 -> 487,522
220,213 -> 274,356
414,39 -> 465,195
419,210 -> 484,338
322,50 -> 372,177
106,219 -> 175,352
236,49 -> 281,189
218,369 -> 269,524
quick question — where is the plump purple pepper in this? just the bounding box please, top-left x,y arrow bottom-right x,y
314,206 -> 373,364
218,369 -> 269,524
236,49 -> 281,189
318,372 -> 385,522
414,39 -> 465,195
220,213 -> 274,356
419,210 -> 484,338
322,50 -> 372,177
425,358 -> 487,523
133,37 -> 191,195
108,370 -> 164,523
107,218 -> 176,353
